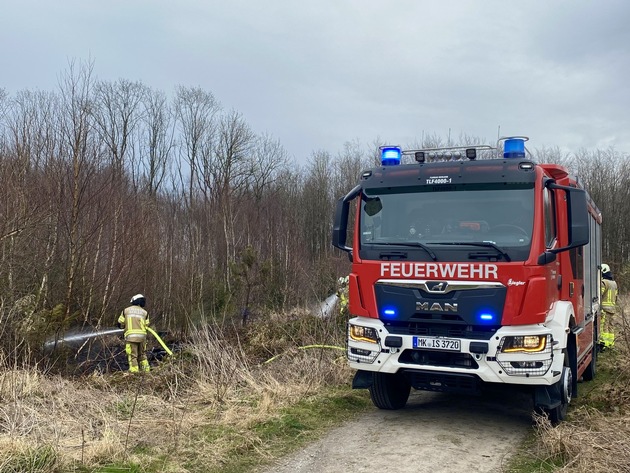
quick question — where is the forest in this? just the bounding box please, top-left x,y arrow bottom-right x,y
1,62 -> 629,365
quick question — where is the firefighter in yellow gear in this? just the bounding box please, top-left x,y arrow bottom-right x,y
118,294 -> 151,372
599,264 -> 618,349
337,276 -> 349,315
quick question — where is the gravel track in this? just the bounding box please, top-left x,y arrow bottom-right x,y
258,387 -> 532,473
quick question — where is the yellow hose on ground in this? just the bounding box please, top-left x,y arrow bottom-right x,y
263,344 -> 344,364
146,327 -> 173,356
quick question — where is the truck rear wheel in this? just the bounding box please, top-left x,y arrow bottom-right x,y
369,372 -> 411,410
582,328 -> 597,381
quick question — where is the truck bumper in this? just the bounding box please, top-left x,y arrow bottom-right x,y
347,316 -> 564,387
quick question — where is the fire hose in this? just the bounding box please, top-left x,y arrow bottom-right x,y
263,344 -> 344,364
146,326 -> 173,356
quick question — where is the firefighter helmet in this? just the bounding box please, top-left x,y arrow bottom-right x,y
601,264 -> 611,275
130,294 -> 146,307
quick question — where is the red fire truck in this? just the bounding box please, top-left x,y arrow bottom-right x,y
332,137 -> 602,422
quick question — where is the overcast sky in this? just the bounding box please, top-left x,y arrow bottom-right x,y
2,0 -> 629,163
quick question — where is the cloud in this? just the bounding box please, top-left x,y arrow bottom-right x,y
1,0 -> 629,160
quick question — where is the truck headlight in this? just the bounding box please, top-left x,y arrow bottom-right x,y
349,324 -> 379,344
499,335 -> 548,353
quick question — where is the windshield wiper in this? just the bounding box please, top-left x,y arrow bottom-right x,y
368,242 -> 438,261
426,241 -> 511,262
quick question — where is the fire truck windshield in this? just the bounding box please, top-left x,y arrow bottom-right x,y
360,186 -> 534,262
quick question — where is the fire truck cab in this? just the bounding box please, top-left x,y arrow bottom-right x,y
332,137 -> 602,423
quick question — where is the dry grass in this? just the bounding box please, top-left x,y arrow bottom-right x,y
0,309 -> 353,472
3,296 -> 629,472
0,369 -> 126,470
525,296 -> 630,473
534,409 -> 630,473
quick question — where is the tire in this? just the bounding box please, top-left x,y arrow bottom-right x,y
544,362 -> 573,424
369,372 -> 411,410
582,329 -> 597,381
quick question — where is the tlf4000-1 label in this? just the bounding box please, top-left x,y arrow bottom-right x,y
426,176 -> 452,184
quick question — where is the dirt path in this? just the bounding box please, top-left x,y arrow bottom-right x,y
258,387 -> 532,473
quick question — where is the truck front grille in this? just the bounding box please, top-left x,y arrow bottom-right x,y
384,321 -> 500,340
403,370 -> 481,394
399,349 -> 479,369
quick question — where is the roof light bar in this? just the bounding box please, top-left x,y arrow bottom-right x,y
402,145 -> 495,163
379,139 -> 531,164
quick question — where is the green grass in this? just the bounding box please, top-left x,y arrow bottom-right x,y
90,386 -> 370,473
92,467 -> 144,473
72,461 -> 145,473
503,431 -> 565,473
203,388 -> 371,473
0,446 -> 57,473
573,348 -> 630,413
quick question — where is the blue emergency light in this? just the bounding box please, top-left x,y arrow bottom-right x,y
380,146 -> 402,166
381,307 -> 399,319
477,310 -> 498,324
503,138 -> 526,158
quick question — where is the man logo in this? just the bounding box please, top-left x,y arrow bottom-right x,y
416,301 -> 459,313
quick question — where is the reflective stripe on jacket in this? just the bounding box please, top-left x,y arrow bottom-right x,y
601,279 -> 618,313
117,305 -> 150,342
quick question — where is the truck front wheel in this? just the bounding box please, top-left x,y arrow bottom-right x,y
541,361 -> 573,424
369,372 -> 411,410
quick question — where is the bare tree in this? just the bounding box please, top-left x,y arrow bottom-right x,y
247,133 -> 288,201
136,87 -> 174,196
173,86 -> 220,325
57,59 -> 100,328
91,79 -> 147,323
174,86 -> 219,208
301,150 -> 334,259
2,89 -> 61,309
211,110 -> 256,289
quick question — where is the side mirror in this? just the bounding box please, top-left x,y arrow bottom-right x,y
332,197 -> 350,251
566,188 -> 589,247
539,182 -> 590,264
332,185 -> 361,255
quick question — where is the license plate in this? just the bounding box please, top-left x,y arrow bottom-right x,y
413,336 -> 461,352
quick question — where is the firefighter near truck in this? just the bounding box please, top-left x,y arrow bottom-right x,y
332,136 -> 602,423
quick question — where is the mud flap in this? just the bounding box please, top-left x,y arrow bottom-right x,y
534,383 -> 561,410
535,335 -> 578,410
352,370 -> 374,389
